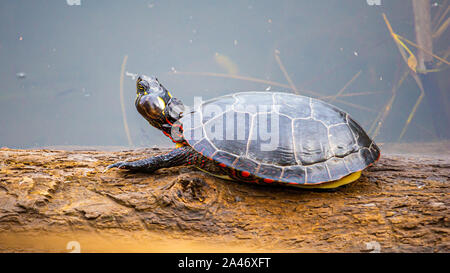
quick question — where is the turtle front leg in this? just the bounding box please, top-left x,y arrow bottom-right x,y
104,146 -> 198,173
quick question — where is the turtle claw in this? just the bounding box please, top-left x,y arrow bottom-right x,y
103,161 -> 129,173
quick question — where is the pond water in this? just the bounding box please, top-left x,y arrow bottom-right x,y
0,0 -> 448,149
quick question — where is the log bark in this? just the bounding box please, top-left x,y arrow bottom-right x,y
0,146 -> 448,252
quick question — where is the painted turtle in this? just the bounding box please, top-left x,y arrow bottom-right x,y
106,75 -> 380,189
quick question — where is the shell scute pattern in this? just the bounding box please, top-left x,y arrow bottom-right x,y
181,92 -> 380,185
273,93 -> 311,119
256,163 -> 283,181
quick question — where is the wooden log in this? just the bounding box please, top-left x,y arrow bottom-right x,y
0,147 -> 448,252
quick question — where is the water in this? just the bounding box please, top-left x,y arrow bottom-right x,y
0,0 -> 448,149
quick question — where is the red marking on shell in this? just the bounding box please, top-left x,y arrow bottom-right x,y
241,171 -> 250,177
376,151 -> 381,161
219,163 -> 226,168
368,152 -> 381,167
263,178 -> 274,183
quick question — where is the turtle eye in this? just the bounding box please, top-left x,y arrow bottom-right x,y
137,80 -> 149,94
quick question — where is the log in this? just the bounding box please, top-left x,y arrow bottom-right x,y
0,146 -> 448,252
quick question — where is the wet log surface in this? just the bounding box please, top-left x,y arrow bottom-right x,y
0,145 -> 448,252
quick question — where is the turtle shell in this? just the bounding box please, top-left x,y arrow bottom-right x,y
180,92 -> 380,185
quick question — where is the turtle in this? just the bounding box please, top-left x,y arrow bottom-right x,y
106,75 -> 380,189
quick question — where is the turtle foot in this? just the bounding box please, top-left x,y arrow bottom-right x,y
103,161 -> 130,173
103,160 -> 158,173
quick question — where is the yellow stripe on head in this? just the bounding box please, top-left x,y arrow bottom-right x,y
157,96 -> 166,110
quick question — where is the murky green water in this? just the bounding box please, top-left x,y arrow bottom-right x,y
0,0 -> 448,149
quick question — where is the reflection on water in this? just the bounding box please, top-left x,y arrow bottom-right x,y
0,1 -> 448,149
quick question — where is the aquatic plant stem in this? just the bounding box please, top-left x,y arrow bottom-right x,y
274,50 -> 299,95
120,55 -> 134,147
319,91 -> 386,100
370,68 -> 409,139
328,70 -> 362,103
169,71 -> 376,113
395,34 -> 450,65
382,13 -> 430,140
432,3 -> 449,34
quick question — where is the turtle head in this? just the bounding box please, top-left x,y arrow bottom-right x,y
136,75 -> 166,96
134,75 -> 184,142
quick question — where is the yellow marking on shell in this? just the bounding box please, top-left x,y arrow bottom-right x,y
294,171 -> 362,189
167,91 -> 173,98
144,92 -> 148,95
197,166 -> 362,189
